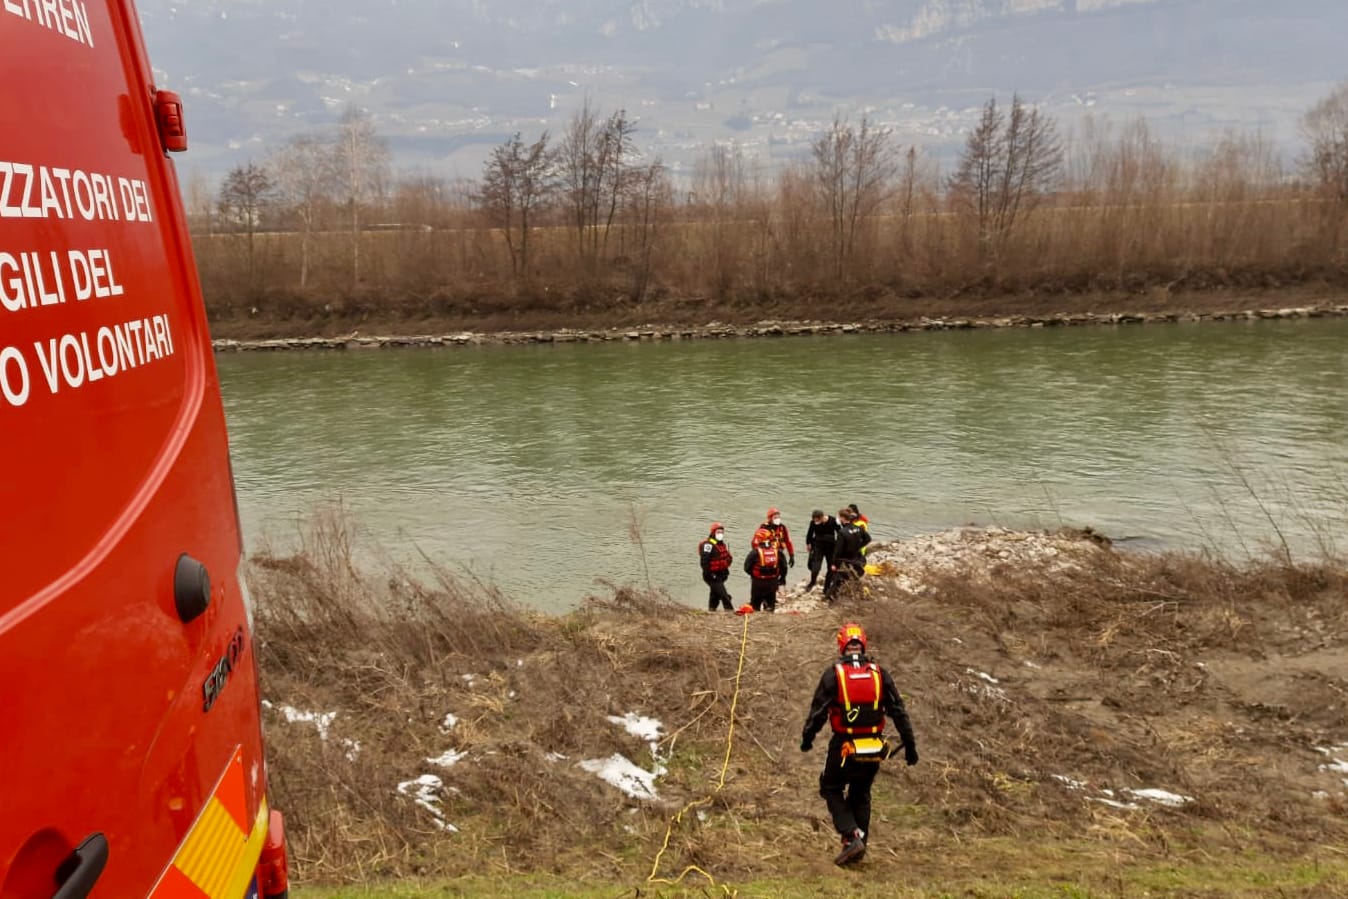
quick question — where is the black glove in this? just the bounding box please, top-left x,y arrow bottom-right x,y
904,745 -> 919,766
800,737 -> 813,753
789,555 -> 795,568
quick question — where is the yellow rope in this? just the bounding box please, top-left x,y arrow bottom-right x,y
644,612 -> 752,895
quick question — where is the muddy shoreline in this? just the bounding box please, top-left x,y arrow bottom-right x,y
211,301 -> 1348,351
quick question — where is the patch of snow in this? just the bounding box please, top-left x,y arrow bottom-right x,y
961,677 -> 1009,702
1125,788 -> 1193,807
426,749 -> 466,768
1092,796 -> 1139,810
578,754 -> 663,801
267,702 -> 336,741
441,712 -> 459,730
395,774 -> 458,831
608,712 -> 664,745
1315,743 -> 1348,784
1055,776 -> 1193,808
967,669 -> 1000,683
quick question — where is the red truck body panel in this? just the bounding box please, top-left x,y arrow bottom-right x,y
1,1 -> 282,895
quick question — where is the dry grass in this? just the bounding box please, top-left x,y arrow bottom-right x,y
251,512 -> 1348,892
196,120 -> 1348,338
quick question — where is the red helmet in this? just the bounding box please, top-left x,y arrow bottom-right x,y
766,507 -> 781,519
710,521 -> 724,534
753,528 -> 772,546
836,622 -> 867,654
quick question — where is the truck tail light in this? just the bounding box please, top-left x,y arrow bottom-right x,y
258,809 -> 289,897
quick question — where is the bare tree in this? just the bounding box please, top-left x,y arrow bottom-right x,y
811,114 -> 898,281
477,132 -> 556,278
558,99 -> 602,270
332,105 -> 391,286
949,98 -> 1004,249
597,109 -> 637,259
217,160 -> 275,285
625,160 -> 672,300
949,95 -> 1063,253
693,142 -> 750,295
1300,81 -> 1348,202
895,145 -> 938,258
558,100 -> 636,270
269,133 -> 336,289
183,168 -> 216,235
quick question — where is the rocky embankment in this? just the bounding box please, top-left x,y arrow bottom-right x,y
778,526 -> 1114,612
211,303 -> 1348,351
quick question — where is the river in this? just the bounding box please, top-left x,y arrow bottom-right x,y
217,317 -> 1348,611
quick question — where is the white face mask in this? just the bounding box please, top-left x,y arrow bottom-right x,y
771,516 -> 781,525
714,531 -> 724,541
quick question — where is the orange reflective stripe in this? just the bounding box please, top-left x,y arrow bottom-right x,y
150,747 -> 270,899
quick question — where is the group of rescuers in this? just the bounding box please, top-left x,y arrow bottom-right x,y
698,504 -> 872,613
701,508 -> 920,866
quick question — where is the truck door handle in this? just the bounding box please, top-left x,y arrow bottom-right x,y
52,833 -> 108,899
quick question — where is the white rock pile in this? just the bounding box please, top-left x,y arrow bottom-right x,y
778,526 -> 1113,613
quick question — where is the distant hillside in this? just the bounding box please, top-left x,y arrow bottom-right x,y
134,0 -> 1348,180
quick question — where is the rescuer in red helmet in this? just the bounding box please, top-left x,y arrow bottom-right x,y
759,507 -> 795,587
698,522 -> 734,611
743,527 -> 782,612
800,622 -> 918,866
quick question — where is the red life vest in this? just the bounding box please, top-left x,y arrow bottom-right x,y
829,660 -> 884,735
763,521 -> 793,555
750,545 -> 780,581
699,538 -> 731,573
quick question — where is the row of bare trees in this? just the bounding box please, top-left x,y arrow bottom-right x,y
476,102 -> 669,280
192,83 -> 1348,320
203,105 -> 390,290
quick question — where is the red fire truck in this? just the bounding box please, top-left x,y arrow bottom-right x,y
1,0 -> 289,895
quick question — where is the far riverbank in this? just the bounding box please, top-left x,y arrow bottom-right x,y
210,287 -> 1348,351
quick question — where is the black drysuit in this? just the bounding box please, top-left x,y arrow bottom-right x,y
800,654 -> 918,842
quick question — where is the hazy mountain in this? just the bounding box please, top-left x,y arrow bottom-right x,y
135,0 -> 1348,182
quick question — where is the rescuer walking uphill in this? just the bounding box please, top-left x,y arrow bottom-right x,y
699,522 -> 734,611
801,623 -> 918,866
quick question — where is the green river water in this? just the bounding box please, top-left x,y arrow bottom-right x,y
217,317 -> 1348,611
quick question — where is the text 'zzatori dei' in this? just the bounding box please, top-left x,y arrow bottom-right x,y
1,156 -> 177,411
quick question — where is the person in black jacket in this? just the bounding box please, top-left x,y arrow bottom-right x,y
823,507 -> 871,602
800,623 -> 918,866
804,509 -> 839,592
